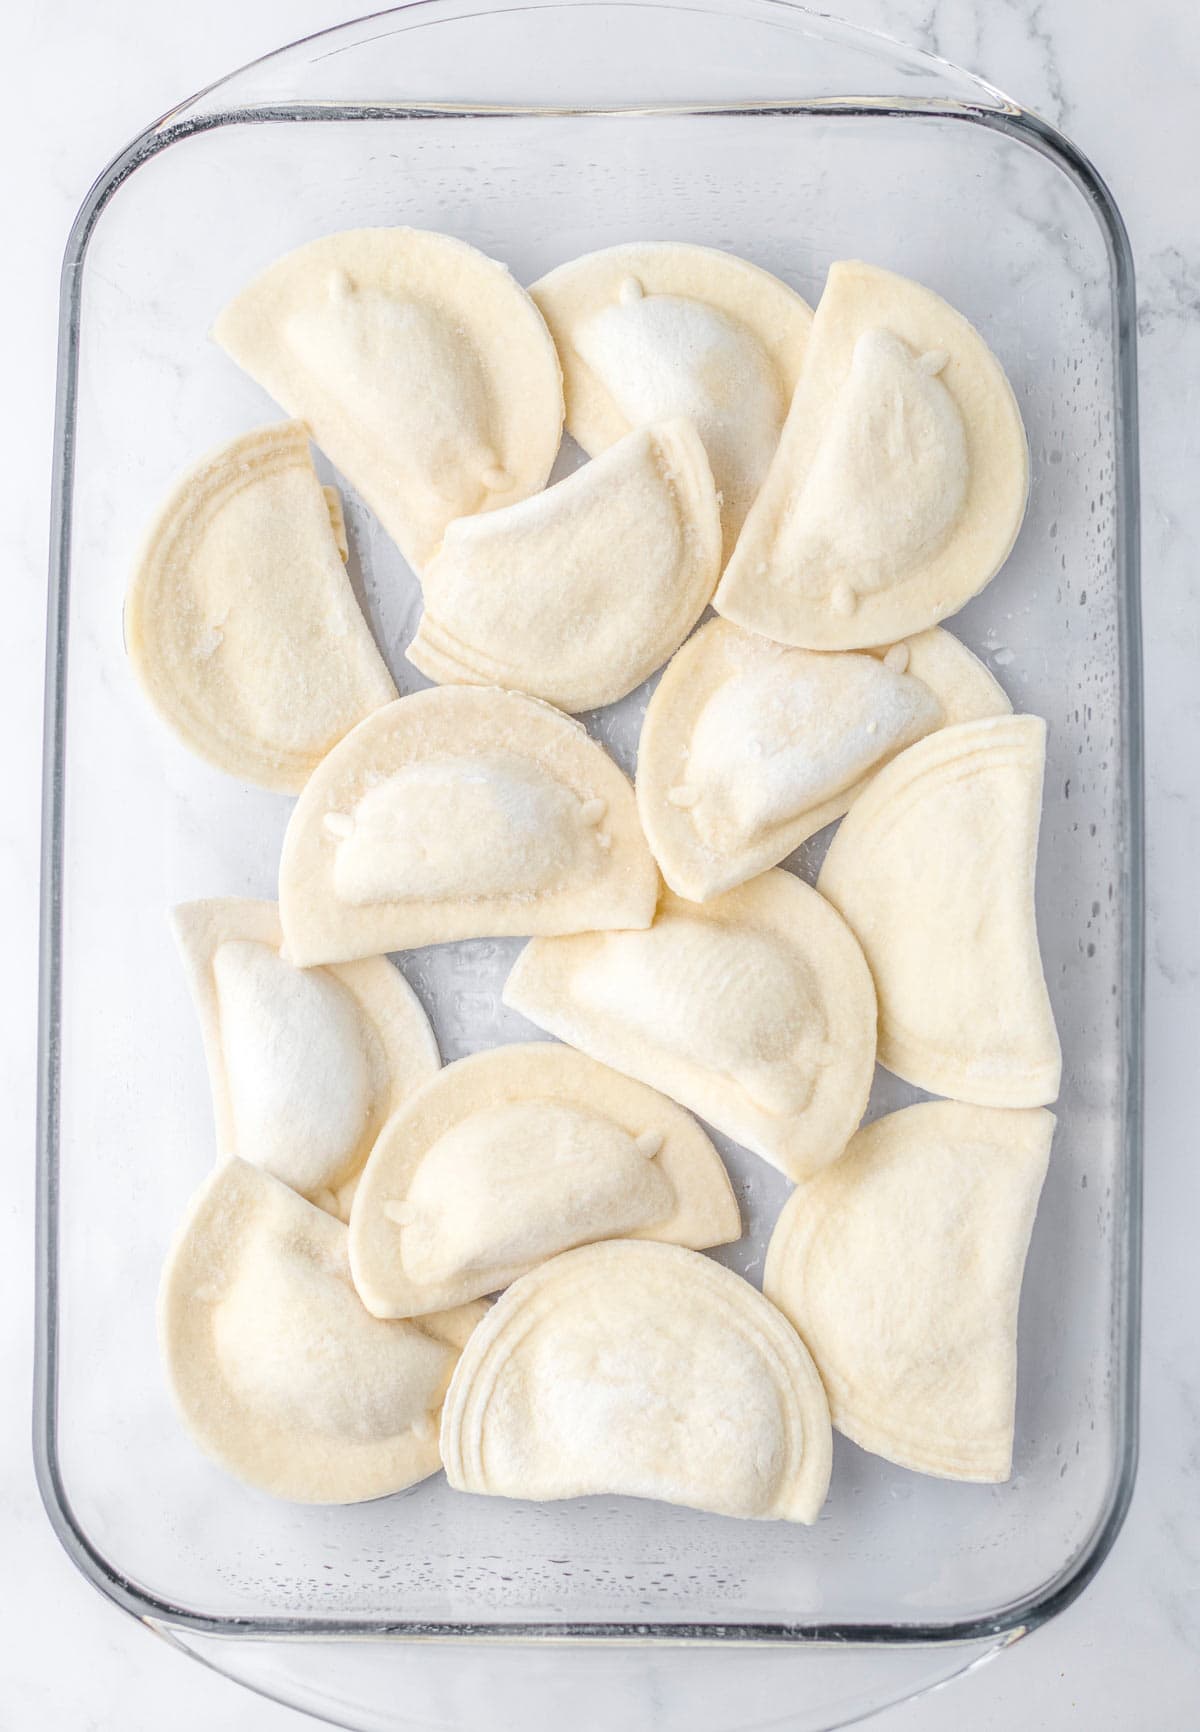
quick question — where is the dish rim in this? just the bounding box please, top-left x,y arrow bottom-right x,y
33,0 -> 1144,1649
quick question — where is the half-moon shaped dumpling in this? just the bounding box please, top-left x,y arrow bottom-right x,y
715,261 -> 1029,649
213,229 -> 564,570
349,1042 -> 740,1316
158,1158 -> 486,1503
125,422 -> 396,791
440,1240 -> 832,1521
172,898 -> 439,1219
764,1101 -> 1054,1481
818,715 -> 1061,1106
531,242 -> 812,558
279,686 -> 658,965
638,620 -> 1010,900
503,870 -> 876,1181
407,420 -> 721,712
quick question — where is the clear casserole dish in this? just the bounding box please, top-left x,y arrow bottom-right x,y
35,3 -> 1142,1727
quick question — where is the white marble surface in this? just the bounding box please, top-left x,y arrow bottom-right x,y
2,0 -> 1197,1725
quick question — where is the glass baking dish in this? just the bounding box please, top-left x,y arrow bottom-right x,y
35,2 -> 1142,1726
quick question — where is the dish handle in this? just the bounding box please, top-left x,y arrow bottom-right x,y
158,1623 -> 1020,1732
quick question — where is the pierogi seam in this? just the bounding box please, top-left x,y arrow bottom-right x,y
171,898 -> 441,1216
408,420 -> 721,713
278,687 -> 658,963
502,873 -> 877,1182
713,260 -> 1029,649
348,1042 -> 739,1316
440,1241 -> 831,1520
817,713 -> 1060,1106
763,1103 -> 1052,1483
126,421 -> 396,792
636,619 -> 1005,900
158,1159 -> 485,1503
213,227 -> 564,571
